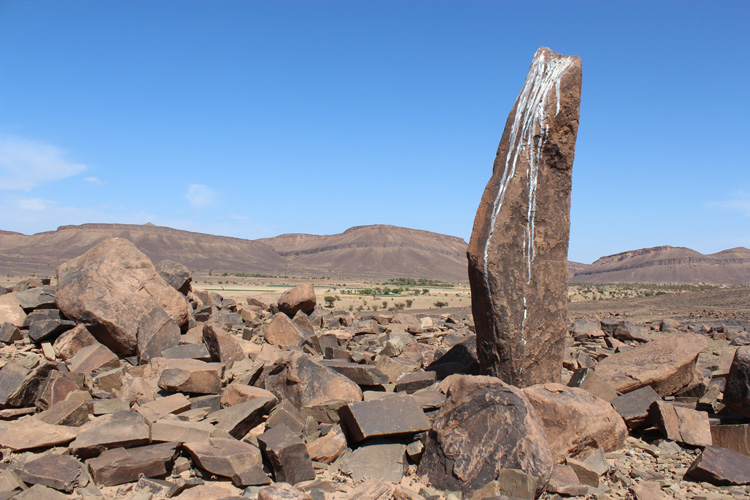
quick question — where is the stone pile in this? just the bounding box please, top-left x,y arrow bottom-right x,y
0,239 -> 748,500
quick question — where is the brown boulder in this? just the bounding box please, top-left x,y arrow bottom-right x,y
466,47 -> 581,388
264,312 -> 306,347
264,352 -> 362,408
595,334 -> 707,396
723,346 -> 750,417
418,374 -> 553,495
55,238 -> 189,355
137,306 -> 180,363
202,322 -> 246,365
0,293 -> 26,328
524,383 -> 627,461
277,283 -> 316,317
52,324 -> 97,361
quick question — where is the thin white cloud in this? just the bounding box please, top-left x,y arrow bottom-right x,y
17,197 -> 55,212
707,190 -> 750,217
185,184 -> 216,209
0,135 -> 87,190
229,214 -> 250,221
83,176 -> 103,185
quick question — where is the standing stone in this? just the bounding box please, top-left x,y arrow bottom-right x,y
466,47 -> 582,387
137,306 -> 180,363
723,346 -> 750,417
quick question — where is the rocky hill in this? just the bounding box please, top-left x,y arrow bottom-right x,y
570,245 -> 750,285
0,223 -> 469,281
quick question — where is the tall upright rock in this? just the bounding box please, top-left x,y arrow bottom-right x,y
467,47 -> 582,387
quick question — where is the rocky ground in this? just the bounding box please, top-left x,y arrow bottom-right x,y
0,239 -> 748,499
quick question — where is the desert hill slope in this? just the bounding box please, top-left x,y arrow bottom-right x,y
258,225 -> 468,280
570,245 -> 750,285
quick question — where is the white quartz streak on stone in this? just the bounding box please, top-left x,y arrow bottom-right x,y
482,50 -> 573,358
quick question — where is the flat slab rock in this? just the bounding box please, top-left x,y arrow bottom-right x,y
86,442 -> 179,486
69,410 -> 150,457
686,445 -> 750,485
595,334 -> 707,396
183,437 -> 262,479
340,443 -> 407,483
15,454 -> 88,493
338,394 -> 430,442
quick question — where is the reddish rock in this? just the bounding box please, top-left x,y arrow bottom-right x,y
524,383 -> 627,461
86,442 -> 179,486
686,445 -> 750,485
306,425 -> 347,464
221,383 -> 278,407
15,454 -> 87,493
150,419 -> 213,443
338,394 -> 430,443
37,400 -> 91,426
53,324 -> 97,361
264,312 -> 306,347
710,424 -> 750,457
137,305 -> 180,363
55,238 -> 189,355
183,437 -> 263,479
135,393 -> 191,422
611,385 -> 661,429
155,259 -> 192,295
0,293 -> 26,328
67,343 -> 119,375
258,483 -> 313,500
649,400 -> 712,447
0,322 -> 22,343
158,359 -> 223,394
320,360 -> 389,386
264,352 -> 362,408
277,283 -> 316,317
418,374 -> 553,495
202,322 -> 245,365
0,419 -> 77,450
208,396 -> 276,438
341,443 -> 407,483
467,47 -> 582,387
69,410 -> 150,457
595,334 -> 707,396
723,346 -> 750,417
258,423 -> 316,484
0,357 -> 55,408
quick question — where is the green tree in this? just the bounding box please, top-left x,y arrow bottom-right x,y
324,296 -> 337,308
434,301 -> 448,308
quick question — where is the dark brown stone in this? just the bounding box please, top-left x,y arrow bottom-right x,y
0,322 -> 22,344
0,358 -> 55,408
258,423 -> 317,485
36,370 -> 84,410
15,454 -> 87,493
686,446 -> 750,485
417,374 -> 553,495
55,238 -> 189,355
202,322 -> 245,365
155,259 -> 192,295
28,319 -> 76,343
340,443 -> 407,483
395,370 -> 437,393
595,334 -> 707,397
467,47 -> 582,387
710,424 -> 750,457
137,306 -> 181,363
69,410 -> 150,457
52,324 -> 97,361
277,283 -> 316,317
320,360 -> 389,386
208,396 -> 276,438
649,400 -> 711,447
158,359 -> 223,394
611,385 -> 661,429
723,346 -> 750,417
86,442 -> 178,486
338,394 -> 430,442
67,343 -> 119,375
183,437 -> 262,479
37,399 -> 92,426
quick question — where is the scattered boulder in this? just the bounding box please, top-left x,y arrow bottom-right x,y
14,454 -> 88,493
418,374 -> 553,495
723,345 -> 750,417
338,394 -> 430,443
137,306 -> 180,363
86,442 -> 179,486
686,446 -> 750,485
155,259 -> 192,295
595,334 -> 707,396
277,283 -> 316,317
341,443 -> 408,483
264,312 -> 307,347
524,383 -> 627,461
258,423 -> 316,485
55,238 -> 189,355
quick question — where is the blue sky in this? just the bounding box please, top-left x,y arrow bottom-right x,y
1,1 -> 748,264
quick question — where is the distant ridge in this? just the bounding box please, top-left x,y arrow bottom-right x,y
2,224 -> 750,284
571,245 -> 750,285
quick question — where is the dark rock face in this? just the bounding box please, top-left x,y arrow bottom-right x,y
723,346 -> 750,417
417,374 -> 553,495
467,47 -> 582,387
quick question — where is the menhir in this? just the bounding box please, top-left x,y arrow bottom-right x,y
467,47 -> 582,387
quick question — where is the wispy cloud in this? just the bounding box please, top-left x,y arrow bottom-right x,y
83,176 -> 103,185
185,184 -> 216,209
707,190 -> 750,217
0,135 -> 87,190
229,214 -> 249,221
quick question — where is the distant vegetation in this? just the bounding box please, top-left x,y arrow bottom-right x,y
384,278 -> 455,288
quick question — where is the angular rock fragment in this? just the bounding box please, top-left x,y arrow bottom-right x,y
0,294 -> 27,328
15,454 -> 87,493
611,385 -> 661,429
595,334 -> 707,396
0,358 -> 55,408
150,419 -> 213,443
321,360 -> 389,386
221,383 -> 277,407
258,423 -> 316,484
686,445 -> 750,485
277,283 -> 316,317
258,483 -> 313,500
418,374 -> 553,495
135,393 -> 191,422
524,383 -> 627,461
723,345 -> 750,417
155,259 -> 192,295
264,312 -> 306,347
183,437 -> 263,479
69,410 -> 150,457
467,47 -> 582,387
208,396 -> 276,439
52,324 -> 97,361
567,367 -> 618,402
649,400 -> 711,447
137,305 -> 181,363
67,343 -> 119,375
338,394 -> 430,442
265,352 -> 362,407
306,425 -> 347,464
36,370 -> 84,409
710,424 -> 750,457
202,322 -> 245,365
0,419 -> 77,450
28,319 -> 76,343
395,370 -> 437,393
341,443 -> 407,483
55,237 -> 189,355
465,469 -> 538,500
162,342 -> 212,361
86,442 -> 179,486
158,359 -> 223,394
37,400 -> 91,426
0,322 -> 22,343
